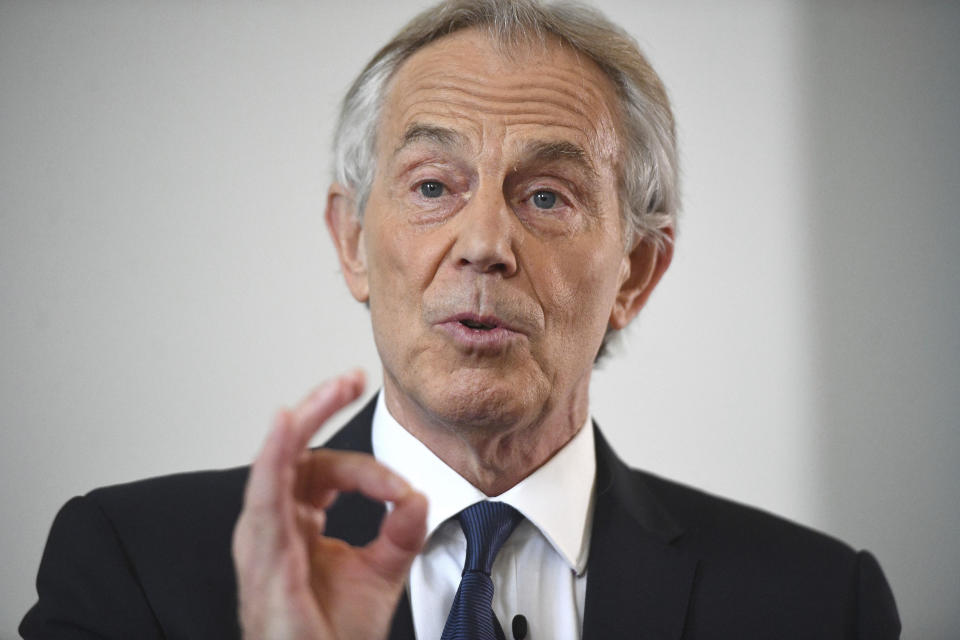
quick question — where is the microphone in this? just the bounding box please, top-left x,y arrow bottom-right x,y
511,614 -> 528,640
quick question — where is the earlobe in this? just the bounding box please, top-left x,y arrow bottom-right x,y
324,184 -> 370,303
609,228 -> 674,329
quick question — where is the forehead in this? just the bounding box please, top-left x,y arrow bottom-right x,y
379,28 -> 622,164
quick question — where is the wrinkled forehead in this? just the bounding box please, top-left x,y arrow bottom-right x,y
377,28 -> 623,168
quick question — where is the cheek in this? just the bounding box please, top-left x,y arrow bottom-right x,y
364,218 -> 442,316
547,242 -> 623,334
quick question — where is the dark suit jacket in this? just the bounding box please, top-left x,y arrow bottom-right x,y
21,398 -> 900,639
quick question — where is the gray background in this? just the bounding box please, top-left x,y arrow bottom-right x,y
1,1 -> 957,637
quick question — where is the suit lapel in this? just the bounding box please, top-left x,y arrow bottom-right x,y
322,400 -> 697,639
320,396 -> 417,640
582,427 -> 698,640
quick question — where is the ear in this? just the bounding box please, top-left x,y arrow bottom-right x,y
609,227 -> 674,330
324,183 -> 369,303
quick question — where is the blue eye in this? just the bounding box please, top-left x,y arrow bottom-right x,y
532,190 -> 557,209
419,181 -> 445,198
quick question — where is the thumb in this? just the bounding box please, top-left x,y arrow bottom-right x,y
365,489 -> 428,581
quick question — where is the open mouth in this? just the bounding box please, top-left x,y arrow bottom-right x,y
460,318 -> 497,331
440,313 -> 519,348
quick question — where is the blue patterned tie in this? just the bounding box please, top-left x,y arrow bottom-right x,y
440,501 -> 523,640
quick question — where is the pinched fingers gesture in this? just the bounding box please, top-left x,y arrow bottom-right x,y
233,371 -> 427,639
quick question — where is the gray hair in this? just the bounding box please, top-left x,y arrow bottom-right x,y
332,0 -> 680,249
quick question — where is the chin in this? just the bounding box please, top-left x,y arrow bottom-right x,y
419,367 -> 546,434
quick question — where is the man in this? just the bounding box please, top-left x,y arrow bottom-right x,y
21,1 -> 900,638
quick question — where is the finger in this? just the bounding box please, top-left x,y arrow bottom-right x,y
364,489 -> 428,579
296,504 -> 327,537
243,370 -> 364,513
295,449 -> 411,505
234,410 -> 300,571
293,466 -> 340,509
314,487 -> 340,511
243,409 -> 298,513
290,370 -> 365,452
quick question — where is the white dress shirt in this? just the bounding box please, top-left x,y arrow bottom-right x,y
371,392 -> 596,640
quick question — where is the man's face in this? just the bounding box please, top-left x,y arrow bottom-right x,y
334,29 -> 655,435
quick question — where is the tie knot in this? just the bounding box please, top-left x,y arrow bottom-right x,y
458,501 -> 523,575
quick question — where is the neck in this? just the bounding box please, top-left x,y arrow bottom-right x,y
381,373 -> 590,496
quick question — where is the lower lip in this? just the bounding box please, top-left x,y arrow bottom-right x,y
437,321 -> 522,352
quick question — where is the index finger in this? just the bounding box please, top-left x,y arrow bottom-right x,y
289,369 -> 366,452
295,449 -> 412,506
244,370 -> 366,512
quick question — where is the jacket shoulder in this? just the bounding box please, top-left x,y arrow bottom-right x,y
21,399 -> 379,640
21,466 -> 250,640
633,469 -> 900,638
87,464 -> 249,539
637,469 -> 851,555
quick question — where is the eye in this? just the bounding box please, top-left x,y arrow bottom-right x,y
419,181 -> 445,198
531,190 -> 558,209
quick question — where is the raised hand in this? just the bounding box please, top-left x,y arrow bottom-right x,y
233,371 -> 427,639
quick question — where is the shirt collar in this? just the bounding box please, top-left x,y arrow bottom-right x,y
371,391 -> 595,574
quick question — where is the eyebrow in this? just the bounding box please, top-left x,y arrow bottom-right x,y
394,124 -> 599,179
394,123 -> 466,156
519,139 -> 599,180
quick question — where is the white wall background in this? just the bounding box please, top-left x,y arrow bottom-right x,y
1,1 -> 957,637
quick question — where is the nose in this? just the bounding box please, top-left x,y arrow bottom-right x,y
450,187 -> 518,277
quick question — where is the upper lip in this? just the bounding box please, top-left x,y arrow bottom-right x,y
443,312 -> 521,334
